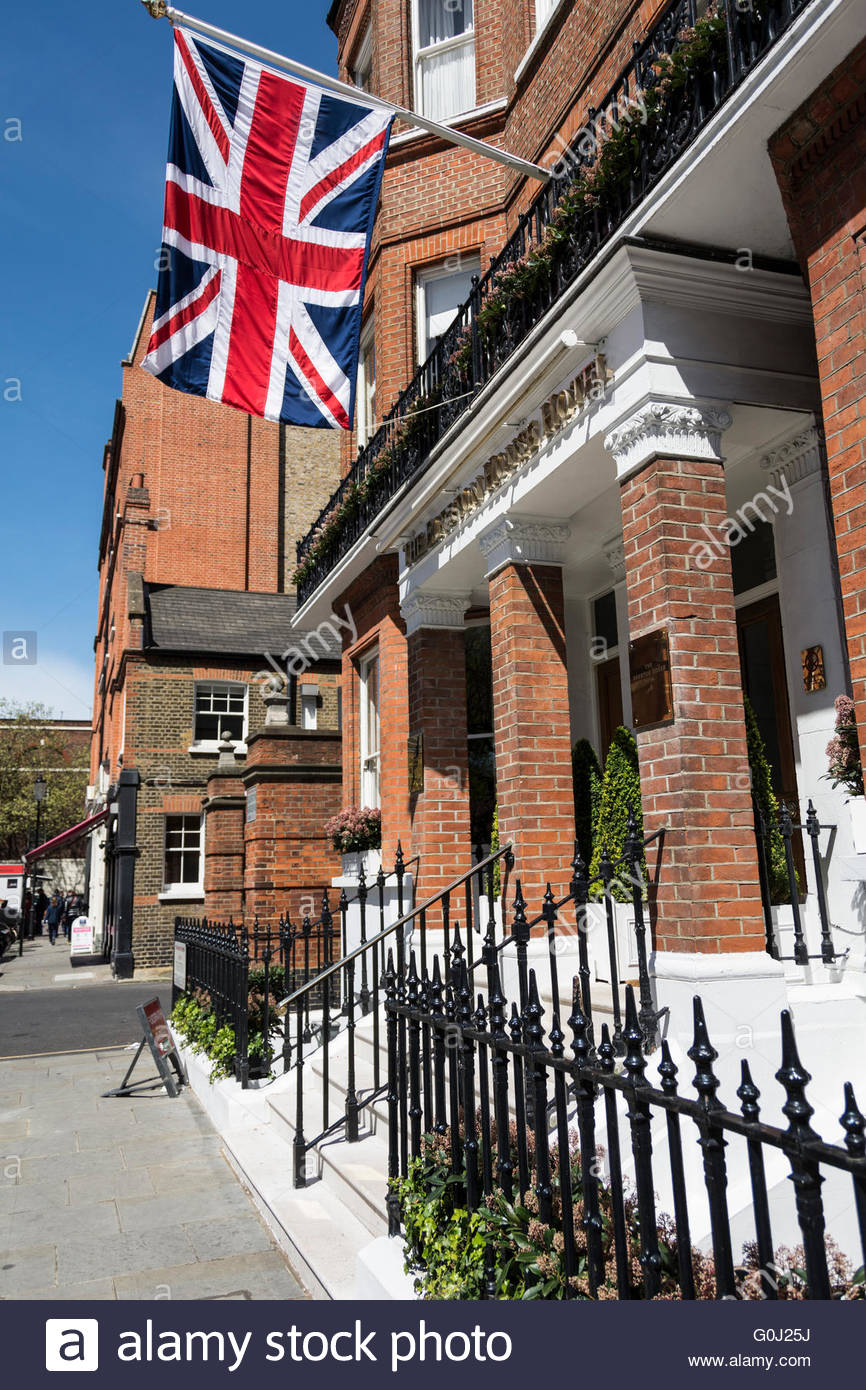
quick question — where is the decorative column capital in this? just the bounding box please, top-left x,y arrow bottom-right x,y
401,590 -> 471,638
760,421 -> 822,489
478,517 -> 571,578
604,536 -> 626,583
603,401 -> 733,477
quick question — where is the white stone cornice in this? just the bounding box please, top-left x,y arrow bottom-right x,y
604,537 -> 626,582
401,590 -> 471,637
603,401 -> 733,478
478,517 -> 571,578
759,422 -> 823,490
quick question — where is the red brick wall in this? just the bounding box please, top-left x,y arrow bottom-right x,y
619,457 -> 765,954
243,728 -> 343,922
203,771 -> 246,922
91,293 -> 341,786
770,40 -> 866,763
489,562 -> 574,904
407,627 -> 473,896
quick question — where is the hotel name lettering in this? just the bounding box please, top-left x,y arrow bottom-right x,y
405,355 -> 611,567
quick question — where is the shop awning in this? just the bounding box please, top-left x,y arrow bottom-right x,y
24,809 -> 109,864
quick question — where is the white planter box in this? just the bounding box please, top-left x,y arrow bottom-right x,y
848,796 -> 866,854
340,848 -> 382,879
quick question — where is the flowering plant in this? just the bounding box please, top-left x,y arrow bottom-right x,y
324,805 -> 382,853
826,694 -> 864,797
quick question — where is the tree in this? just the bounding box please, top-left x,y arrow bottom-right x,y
589,725 -> 645,902
571,738 -> 602,866
0,701 -> 90,859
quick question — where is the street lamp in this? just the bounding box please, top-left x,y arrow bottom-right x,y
30,775 -> 47,940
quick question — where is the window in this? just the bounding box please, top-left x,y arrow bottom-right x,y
356,318 -> 376,444
352,24 -> 373,92
416,256 -> 480,363
300,683 -> 319,731
162,815 -> 202,890
534,0 -> 558,32
359,649 -> 380,807
193,682 -> 247,746
592,590 -> 619,654
413,0 -> 475,122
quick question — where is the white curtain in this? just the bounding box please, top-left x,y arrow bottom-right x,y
535,0 -> 558,31
419,40 -> 476,121
418,0 -> 473,47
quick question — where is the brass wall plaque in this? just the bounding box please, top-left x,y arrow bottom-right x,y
407,732 -> 424,795
629,629 -> 674,730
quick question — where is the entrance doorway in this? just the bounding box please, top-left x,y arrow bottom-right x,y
736,592 -> 805,884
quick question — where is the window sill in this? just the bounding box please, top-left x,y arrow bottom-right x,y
159,888 -> 205,903
188,744 -> 248,757
514,0 -> 570,85
389,98 -> 507,150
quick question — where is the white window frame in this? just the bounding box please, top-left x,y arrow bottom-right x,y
352,22 -> 373,92
300,683 -> 319,731
356,316 -> 377,445
191,680 -> 248,752
411,0 -> 476,122
159,813 -> 204,901
359,648 -> 381,809
415,255 -> 480,364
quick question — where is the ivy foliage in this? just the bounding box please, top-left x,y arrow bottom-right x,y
588,726 -> 645,901
571,738 -> 602,866
743,694 -> 794,903
171,985 -> 281,1083
397,1132 -> 865,1300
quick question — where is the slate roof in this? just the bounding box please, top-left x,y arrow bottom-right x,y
143,583 -> 342,661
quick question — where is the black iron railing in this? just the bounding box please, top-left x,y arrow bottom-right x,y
278,841 -> 516,1186
385,962 -> 866,1299
172,850 -> 419,1088
753,797 -> 837,965
296,0 -> 812,604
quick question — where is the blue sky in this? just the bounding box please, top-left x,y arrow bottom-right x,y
0,1 -> 336,720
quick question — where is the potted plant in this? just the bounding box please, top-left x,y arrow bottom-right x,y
826,695 -> 866,852
324,806 -> 382,877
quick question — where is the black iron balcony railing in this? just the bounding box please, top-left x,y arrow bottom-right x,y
295,0 -> 811,605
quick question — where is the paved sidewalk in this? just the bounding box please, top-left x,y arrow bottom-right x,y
0,1048 -> 308,1300
0,933 -> 169,993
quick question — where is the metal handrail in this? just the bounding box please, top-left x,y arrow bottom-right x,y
275,841 -> 514,1013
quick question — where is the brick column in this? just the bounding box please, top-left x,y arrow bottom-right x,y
481,519 -> 574,905
605,403 -> 767,955
403,592 -> 473,898
769,47 -> 866,764
202,736 -> 246,922
244,687 -> 342,922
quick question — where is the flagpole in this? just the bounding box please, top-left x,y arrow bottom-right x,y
140,0 -> 550,183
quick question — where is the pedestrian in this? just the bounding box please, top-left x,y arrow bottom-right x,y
63,891 -> 80,940
44,893 -> 64,945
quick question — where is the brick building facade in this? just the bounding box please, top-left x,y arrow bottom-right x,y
87,295 -> 343,974
293,0 -> 866,1058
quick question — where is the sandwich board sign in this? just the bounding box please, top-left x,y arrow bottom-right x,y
70,915 -> 94,957
102,996 -> 185,1099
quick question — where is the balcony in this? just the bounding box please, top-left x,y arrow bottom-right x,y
294,0 -> 824,610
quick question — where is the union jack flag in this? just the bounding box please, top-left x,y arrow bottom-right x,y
142,28 -> 392,428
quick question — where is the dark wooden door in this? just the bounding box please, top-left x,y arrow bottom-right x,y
737,593 -> 805,883
596,655 -> 624,760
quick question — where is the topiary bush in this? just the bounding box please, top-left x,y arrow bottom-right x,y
588,726 -> 645,901
572,738 -> 602,867
743,695 -> 792,904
